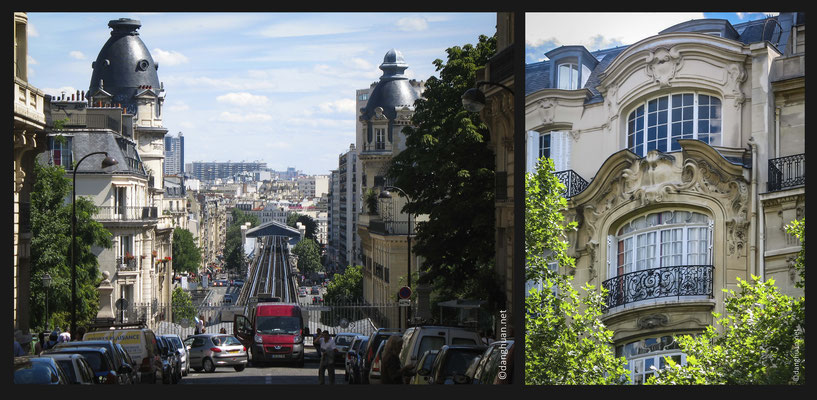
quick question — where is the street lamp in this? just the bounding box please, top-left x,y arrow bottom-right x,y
379,186 -> 413,327
461,81 -> 515,113
42,273 -> 52,331
71,152 -> 118,338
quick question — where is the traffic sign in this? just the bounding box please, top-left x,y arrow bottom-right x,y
399,299 -> 411,307
398,286 -> 412,299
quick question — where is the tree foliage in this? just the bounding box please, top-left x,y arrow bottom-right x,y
29,162 -> 113,332
172,228 -> 201,274
292,238 -> 323,277
223,208 -> 259,271
648,218 -> 806,385
324,265 -> 363,304
287,212 -> 317,241
171,286 -> 196,323
524,157 -> 629,385
386,34 -> 503,312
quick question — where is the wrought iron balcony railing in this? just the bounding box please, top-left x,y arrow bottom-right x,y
554,169 -> 590,198
368,220 -> 415,236
116,256 -> 138,271
361,142 -> 393,153
601,265 -> 714,310
94,206 -> 158,222
768,153 -> 805,192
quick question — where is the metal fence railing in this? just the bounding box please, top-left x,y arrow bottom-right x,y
768,153 -> 805,192
601,265 -> 714,310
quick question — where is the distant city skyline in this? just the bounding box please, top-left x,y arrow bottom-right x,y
25,12 -> 496,175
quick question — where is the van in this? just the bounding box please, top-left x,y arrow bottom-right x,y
234,301 -> 305,367
82,327 -> 164,384
397,326 -> 482,383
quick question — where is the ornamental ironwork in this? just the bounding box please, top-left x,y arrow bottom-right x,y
601,265 -> 714,310
554,169 -> 590,198
768,153 -> 805,192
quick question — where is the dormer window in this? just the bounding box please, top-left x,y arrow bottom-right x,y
557,62 -> 579,90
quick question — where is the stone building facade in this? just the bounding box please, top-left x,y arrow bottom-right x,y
525,13 -> 805,383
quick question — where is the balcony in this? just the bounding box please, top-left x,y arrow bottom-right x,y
554,169 -> 590,199
361,142 -> 393,154
116,256 -> 139,272
768,153 -> 805,192
94,206 -> 158,223
601,265 -> 714,311
368,220 -> 415,236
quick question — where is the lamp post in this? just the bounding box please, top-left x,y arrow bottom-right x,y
461,80 -> 515,113
71,152 -> 118,338
42,273 -> 52,331
379,186 -> 413,327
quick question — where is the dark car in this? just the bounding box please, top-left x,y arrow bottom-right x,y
43,346 -> 127,384
466,340 -> 514,384
427,345 -> 486,384
348,336 -> 369,384
54,340 -> 135,384
41,353 -> 97,385
156,336 -> 181,383
114,343 -> 141,384
408,349 -> 439,385
333,332 -> 361,366
360,329 -> 402,384
14,356 -> 71,384
344,335 -> 367,382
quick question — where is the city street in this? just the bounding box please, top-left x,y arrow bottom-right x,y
181,348 -> 344,385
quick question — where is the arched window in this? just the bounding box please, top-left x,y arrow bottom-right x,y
616,335 -> 686,384
627,93 -> 722,156
610,210 -> 712,278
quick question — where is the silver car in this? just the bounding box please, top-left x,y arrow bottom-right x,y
162,334 -> 189,376
183,334 -> 247,373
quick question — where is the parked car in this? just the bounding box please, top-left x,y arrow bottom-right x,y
114,343 -> 141,384
13,356 -> 71,384
156,336 -> 180,383
310,287 -> 320,295
43,346 -> 127,384
347,336 -> 369,384
223,293 -> 233,304
408,349 -> 439,385
53,340 -> 135,384
366,340 -> 388,384
426,345 -> 486,384
464,340 -> 514,384
233,280 -> 244,287
184,334 -> 248,373
398,325 -> 482,382
344,335 -> 367,382
40,353 -> 96,385
162,334 -> 190,376
82,327 -> 164,384
360,328 -> 402,384
333,332 -> 362,366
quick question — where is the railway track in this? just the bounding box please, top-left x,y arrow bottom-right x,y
236,235 -> 297,310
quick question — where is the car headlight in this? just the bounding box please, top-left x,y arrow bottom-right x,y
293,334 -> 303,344
254,334 -> 263,344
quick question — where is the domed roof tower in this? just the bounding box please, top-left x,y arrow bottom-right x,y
361,49 -> 422,121
88,18 -> 162,114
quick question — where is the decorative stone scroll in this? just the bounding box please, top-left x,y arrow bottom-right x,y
644,47 -> 683,88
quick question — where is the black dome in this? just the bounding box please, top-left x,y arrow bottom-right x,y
88,18 -> 160,112
361,49 -> 421,121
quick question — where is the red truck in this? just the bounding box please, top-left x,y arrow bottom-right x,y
234,298 -> 305,367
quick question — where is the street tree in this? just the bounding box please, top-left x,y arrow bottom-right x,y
287,212 -> 317,241
223,209 -> 259,271
292,238 -> 323,278
171,286 -> 196,324
29,161 -> 113,332
524,157 -> 629,385
386,34 -> 504,313
647,218 -> 806,385
172,228 -> 201,274
324,265 -> 363,304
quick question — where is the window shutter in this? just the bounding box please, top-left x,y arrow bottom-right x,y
607,235 -> 615,279
707,220 -> 714,265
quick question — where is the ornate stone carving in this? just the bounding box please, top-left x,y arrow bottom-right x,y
645,47 -> 683,88
536,98 -> 556,125
637,314 -> 669,330
726,62 -> 747,109
621,151 -> 678,206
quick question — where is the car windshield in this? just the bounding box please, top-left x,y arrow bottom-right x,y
422,351 -> 439,370
166,337 -> 184,349
56,360 -> 77,382
14,362 -> 58,384
336,336 -> 355,346
74,351 -> 108,372
441,350 -> 482,377
256,316 -> 300,335
211,336 -> 242,347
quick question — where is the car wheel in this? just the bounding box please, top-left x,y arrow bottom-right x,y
203,358 -> 216,373
234,365 -> 245,372
192,367 -> 202,372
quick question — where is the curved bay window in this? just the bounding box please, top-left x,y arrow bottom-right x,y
604,210 -> 714,309
616,335 -> 686,384
627,93 -> 722,157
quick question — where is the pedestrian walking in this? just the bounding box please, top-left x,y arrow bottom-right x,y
317,331 -> 336,384
314,328 -> 322,358
380,335 -> 406,384
219,327 -> 227,334
43,330 -> 60,351
34,332 -> 46,355
195,315 -> 204,335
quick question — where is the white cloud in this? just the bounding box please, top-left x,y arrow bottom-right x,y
396,17 -> 429,31
28,55 -> 38,65
166,100 -> 190,112
526,12 -> 706,51
69,51 -> 85,60
42,86 -> 79,98
217,111 -> 273,123
27,22 -> 39,37
152,48 -> 189,66
317,98 -> 356,114
256,20 -> 365,38
216,92 -> 271,107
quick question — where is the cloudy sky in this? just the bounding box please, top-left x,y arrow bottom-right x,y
25,12 -> 496,175
526,12 -> 778,63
